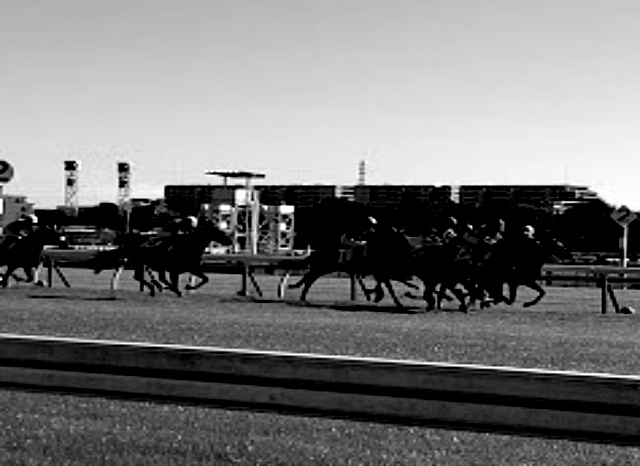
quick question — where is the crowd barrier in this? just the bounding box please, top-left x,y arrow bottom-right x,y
0,334 -> 638,445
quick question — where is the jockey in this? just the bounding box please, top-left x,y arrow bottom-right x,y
339,216 -> 377,248
481,218 -> 505,245
160,215 -> 198,237
459,222 -> 479,245
442,227 -> 457,243
440,216 -> 460,242
0,214 -> 38,255
5,214 -> 38,238
523,224 -> 536,240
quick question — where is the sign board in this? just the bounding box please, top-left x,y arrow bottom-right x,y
611,205 -> 637,228
0,161 -> 14,183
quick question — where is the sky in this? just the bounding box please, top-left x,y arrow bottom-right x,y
2,0 -> 640,209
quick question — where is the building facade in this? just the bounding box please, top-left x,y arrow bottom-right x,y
457,185 -> 600,211
164,183 -> 599,214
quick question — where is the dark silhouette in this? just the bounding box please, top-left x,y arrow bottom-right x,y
127,221 -> 233,297
0,226 -> 62,287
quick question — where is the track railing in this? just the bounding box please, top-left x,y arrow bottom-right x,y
0,334 -> 639,445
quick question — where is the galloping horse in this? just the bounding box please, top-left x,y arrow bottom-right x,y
0,226 -> 62,287
478,234 -> 572,307
89,232 -> 161,290
410,233 -> 570,312
128,221 -> 233,297
287,222 -> 419,309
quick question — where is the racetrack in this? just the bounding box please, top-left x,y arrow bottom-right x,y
1,270 -> 639,464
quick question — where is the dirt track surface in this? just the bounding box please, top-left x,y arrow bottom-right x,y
1,271 -> 639,464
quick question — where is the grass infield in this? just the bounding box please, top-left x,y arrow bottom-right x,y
0,270 -> 639,464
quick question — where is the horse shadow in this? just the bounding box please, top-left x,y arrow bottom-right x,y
286,300 -> 423,314
28,293 -> 119,302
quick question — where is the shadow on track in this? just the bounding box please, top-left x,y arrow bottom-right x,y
29,294 -> 119,302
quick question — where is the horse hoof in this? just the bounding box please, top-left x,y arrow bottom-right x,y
34,281 -> 45,287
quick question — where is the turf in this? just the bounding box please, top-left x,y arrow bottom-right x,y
0,271 -> 639,464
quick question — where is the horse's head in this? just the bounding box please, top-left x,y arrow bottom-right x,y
31,226 -> 64,248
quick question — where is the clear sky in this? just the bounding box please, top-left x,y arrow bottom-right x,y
2,0 -> 640,209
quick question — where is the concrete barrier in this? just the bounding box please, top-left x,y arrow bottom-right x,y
0,334 -> 639,445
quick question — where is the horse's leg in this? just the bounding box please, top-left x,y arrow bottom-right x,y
383,280 -> 404,310
133,264 -> 155,296
111,266 -> 124,290
372,281 -> 385,303
277,271 -> 291,299
287,274 -> 308,289
167,271 -> 182,297
357,276 -> 372,301
10,272 -> 25,283
156,269 -> 173,290
521,280 -> 545,307
506,279 -> 519,305
2,263 -> 20,287
32,262 -> 45,286
298,270 -> 326,302
481,274 -> 508,306
137,264 -> 163,292
446,285 -> 468,313
185,270 -> 208,290
21,266 -> 34,284
435,283 -> 444,309
396,278 -> 420,290
422,284 -> 436,311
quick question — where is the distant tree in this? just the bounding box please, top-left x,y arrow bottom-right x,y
553,199 -> 618,252
129,205 -> 157,232
96,203 -> 121,230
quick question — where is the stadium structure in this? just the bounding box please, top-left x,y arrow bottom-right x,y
163,183 -> 602,214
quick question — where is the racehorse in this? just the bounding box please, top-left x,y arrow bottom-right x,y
478,234 -> 572,307
287,222 -> 420,310
127,221 -> 233,297
0,226 -> 62,287
89,232 -> 163,290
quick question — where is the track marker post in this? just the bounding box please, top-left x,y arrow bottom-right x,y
44,257 -> 71,288
600,272 -> 623,314
600,273 -> 608,314
606,283 -> 621,314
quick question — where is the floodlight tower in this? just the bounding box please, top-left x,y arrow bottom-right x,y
358,160 -> 366,185
117,162 -> 132,209
64,160 -> 80,210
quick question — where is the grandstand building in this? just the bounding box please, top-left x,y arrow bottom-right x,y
164,184 -> 339,213
458,185 -> 601,211
164,183 -> 601,214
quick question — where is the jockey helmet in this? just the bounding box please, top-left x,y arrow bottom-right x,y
443,228 -> 457,241
186,216 -> 198,228
523,225 -> 535,238
21,214 -> 38,224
